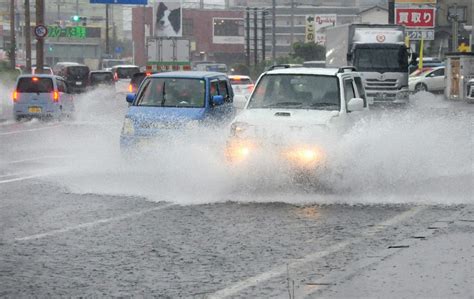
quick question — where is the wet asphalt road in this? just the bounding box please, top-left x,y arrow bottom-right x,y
0,93 -> 473,297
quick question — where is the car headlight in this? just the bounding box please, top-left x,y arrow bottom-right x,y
230,121 -> 250,137
122,118 -> 134,135
225,139 -> 255,163
283,146 -> 325,167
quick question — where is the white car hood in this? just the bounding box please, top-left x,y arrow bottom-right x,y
235,108 -> 339,127
232,108 -> 340,142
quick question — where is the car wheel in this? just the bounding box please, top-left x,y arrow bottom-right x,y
415,83 -> 428,93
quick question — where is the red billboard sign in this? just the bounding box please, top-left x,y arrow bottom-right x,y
395,8 -> 435,28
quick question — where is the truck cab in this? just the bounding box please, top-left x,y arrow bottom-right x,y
226,67 -> 368,168
326,24 -> 410,106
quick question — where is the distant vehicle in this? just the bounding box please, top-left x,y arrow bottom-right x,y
229,75 -> 254,109
194,63 -> 228,73
100,59 -> 128,71
303,61 -> 326,68
32,66 -> 54,75
325,24 -> 409,105
111,65 -> 140,94
13,75 -> 74,121
88,71 -> 115,89
409,66 -> 445,93
128,72 -> 156,94
52,62 -> 90,93
409,57 -> 444,74
120,71 -> 235,152
225,67 -> 368,174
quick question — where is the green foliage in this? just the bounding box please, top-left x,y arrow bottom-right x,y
291,42 -> 326,61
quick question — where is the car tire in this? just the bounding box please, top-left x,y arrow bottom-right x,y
415,83 -> 428,93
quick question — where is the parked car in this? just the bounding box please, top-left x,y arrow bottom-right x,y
88,71 -> 115,89
52,62 -> 90,93
467,79 -> 474,103
229,75 -> 254,109
120,71 -> 235,151
111,65 -> 140,94
225,66 -> 368,174
409,66 -> 445,93
13,75 -> 74,121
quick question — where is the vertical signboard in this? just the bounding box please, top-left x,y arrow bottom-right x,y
154,1 -> 182,37
304,16 -> 315,43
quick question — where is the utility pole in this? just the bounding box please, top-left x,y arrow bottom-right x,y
271,0 -> 276,63
262,10 -> 266,62
36,0 -> 45,73
76,0 -> 79,15
290,0 -> 294,46
246,7 -> 250,67
254,7 -> 258,66
9,0 -> 16,69
451,3 -> 459,52
106,4 -> 110,55
25,0 -> 32,73
388,0 -> 395,24
471,2 -> 474,52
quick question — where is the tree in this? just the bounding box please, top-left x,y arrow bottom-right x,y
291,42 -> 326,61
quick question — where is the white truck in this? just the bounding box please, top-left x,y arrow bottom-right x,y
146,38 -> 191,72
325,24 -> 410,105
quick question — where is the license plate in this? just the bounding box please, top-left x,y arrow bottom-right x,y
76,81 -> 82,85
28,107 -> 42,113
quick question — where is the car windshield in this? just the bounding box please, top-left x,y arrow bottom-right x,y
248,74 -> 340,110
116,67 -> 140,79
135,78 -> 206,108
17,77 -> 54,93
67,66 -> 89,78
353,46 -> 408,73
90,72 -> 113,83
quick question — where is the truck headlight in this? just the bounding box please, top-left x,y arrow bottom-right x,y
284,146 -> 325,167
122,118 -> 135,135
225,139 -> 255,163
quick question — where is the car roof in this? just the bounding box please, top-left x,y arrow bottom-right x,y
265,67 -> 341,76
111,65 -> 139,68
229,75 -> 251,79
90,70 -> 112,73
17,74 -> 60,79
149,71 -> 226,79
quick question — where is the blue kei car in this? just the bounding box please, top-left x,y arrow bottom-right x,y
120,71 -> 235,150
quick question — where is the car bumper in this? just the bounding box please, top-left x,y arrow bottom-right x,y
367,88 -> 410,105
13,103 -> 62,118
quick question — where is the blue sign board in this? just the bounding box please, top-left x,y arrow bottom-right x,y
90,0 -> 147,4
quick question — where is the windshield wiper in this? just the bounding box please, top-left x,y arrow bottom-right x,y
262,102 -> 303,108
309,102 -> 338,107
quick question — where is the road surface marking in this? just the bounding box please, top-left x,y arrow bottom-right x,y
14,203 -> 176,242
0,124 -> 63,136
208,206 -> 426,299
0,173 -> 49,184
7,155 -> 72,164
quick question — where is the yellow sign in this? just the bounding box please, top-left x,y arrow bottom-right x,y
458,43 -> 471,52
305,15 -> 315,43
395,0 -> 436,3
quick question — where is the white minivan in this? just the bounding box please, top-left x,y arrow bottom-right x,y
225,67 -> 368,171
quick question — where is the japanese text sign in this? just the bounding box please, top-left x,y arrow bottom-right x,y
395,8 -> 435,28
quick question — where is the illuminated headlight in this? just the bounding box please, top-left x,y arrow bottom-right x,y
230,121 -> 250,137
122,118 -> 135,135
284,146 -> 324,167
225,139 -> 255,163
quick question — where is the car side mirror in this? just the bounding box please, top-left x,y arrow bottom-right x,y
347,97 -> 364,112
126,93 -> 135,104
212,95 -> 224,106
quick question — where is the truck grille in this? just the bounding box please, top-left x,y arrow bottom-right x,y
365,78 -> 399,91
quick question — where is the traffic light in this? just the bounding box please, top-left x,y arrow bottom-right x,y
71,15 -> 87,26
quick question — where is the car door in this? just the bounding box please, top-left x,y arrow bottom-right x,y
430,68 -> 445,91
208,78 -> 234,122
